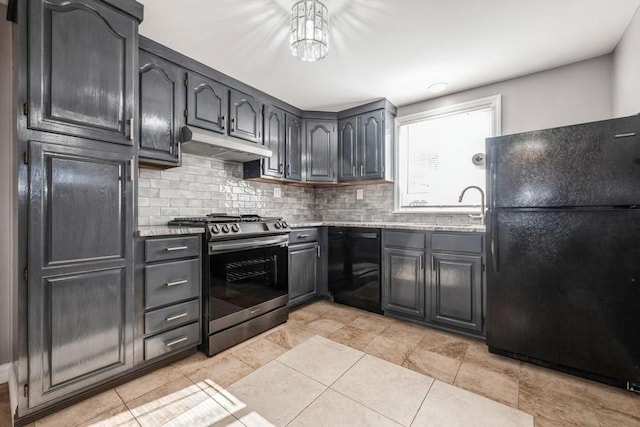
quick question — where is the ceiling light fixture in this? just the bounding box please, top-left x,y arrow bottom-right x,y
290,0 -> 329,62
428,82 -> 449,93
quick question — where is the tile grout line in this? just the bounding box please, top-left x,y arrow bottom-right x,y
408,379 -> 437,427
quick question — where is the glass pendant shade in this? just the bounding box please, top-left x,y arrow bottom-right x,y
290,0 -> 329,62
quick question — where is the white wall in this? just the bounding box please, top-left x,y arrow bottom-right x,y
0,4 -> 15,368
399,55 -> 613,135
613,6 -> 640,117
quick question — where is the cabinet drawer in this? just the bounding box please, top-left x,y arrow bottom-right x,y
383,230 -> 425,249
145,259 -> 200,309
145,236 -> 201,262
289,228 -> 318,243
145,299 -> 200,335
432,233 -> 483,253
144,321 -> 200,360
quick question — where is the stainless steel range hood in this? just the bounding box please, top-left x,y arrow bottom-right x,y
180,126 -> 272,162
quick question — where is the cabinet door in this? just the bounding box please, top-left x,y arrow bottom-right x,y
338,117 -> 357,182
138,50 -> 183,166
358,110 -> 384,180
288,243 -> 318,304
186,72 -> 228,134
382,248 -> 425,318
285,114 -> 302,181
28,0 -> 137,145
230,90 -> 262,143
431,253 -> 482,332
27,141 -> 134,408
305,120 -> 336,183
262,105 -> 285,178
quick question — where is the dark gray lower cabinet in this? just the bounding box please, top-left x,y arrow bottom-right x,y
381,230 -> 485,336
288,229 -> 319,305
382,247 -> 425,318
431,253 -> 483,332
27,141 -> 135,408
142,235 -> 202,361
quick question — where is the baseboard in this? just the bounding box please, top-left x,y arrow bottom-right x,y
9,363 -> 17,426
0,363 -> 9,384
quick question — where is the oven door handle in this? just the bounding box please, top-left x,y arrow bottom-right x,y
208,235 -> 289,254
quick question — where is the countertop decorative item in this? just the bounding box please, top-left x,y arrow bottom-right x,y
290,0 -> 329,62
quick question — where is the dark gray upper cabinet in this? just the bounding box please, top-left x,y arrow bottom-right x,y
229,89 -> 263,143
262,105 -> 286,178
285,114 -> 303,181
305,119 -> 337,183
382,247 -> 426,319
359,110 -> 385,180
338,116 -> 357,181
28,0 -> 138,145
27,141 -> 134,408
337,108 -> 393,183
430,253 -> 483,332
138,50 -> 183,166
186,71 -> 228,134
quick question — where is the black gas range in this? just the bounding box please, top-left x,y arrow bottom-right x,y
169,213 -> 290,356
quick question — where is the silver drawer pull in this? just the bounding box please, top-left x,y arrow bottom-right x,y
614,132 -> 636,138
165,245 -> 188,252
166,279 -> 188,287
165,336 -> 188,347
249,308 -> 261,314
166,312 -> 188,322
297,234 -> 310,239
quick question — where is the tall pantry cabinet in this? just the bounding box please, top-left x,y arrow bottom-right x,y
16,0 -> 143,417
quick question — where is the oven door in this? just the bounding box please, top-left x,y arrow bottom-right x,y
206,235 -> 289,333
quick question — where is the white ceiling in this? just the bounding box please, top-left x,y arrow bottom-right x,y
139,0 -> 640,111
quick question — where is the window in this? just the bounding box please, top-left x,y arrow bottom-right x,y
394,95 -> 501,213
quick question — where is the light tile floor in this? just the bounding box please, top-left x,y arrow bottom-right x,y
1,300 -> 639,426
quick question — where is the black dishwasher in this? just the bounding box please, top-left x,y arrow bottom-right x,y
328,228 -> 382,314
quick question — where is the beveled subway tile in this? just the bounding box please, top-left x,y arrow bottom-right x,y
115,365 -> 184,403
332,354 -> 433,426
76,404 -> 139,427
302,318 -> 346,337
264,324 -> 315,349
289,389 -> 401,427
349,315 -> 394,334
35,390 -> 124,427
362,335 -> 414,366
277,335 -> 363,386
403,347 -> 461,384
328,324 -> 377,350
231,338 -> 288,369
183,353 -> 255,389
379,322 -> 427,348
126,377 -> 210,427
413,380 -> 533,427
518,382 -> 600,427
454,362 -> 520,408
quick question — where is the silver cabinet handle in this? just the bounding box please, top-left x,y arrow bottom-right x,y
128,118 -> 134,140
166,279 -> 188,287
614,132 -> 636,138
360,165 -> 364,176
279,163 -> 283,174
317,245 -> 321,257
166,312 -> 188,322
231,118 -> 235,131
165,246 -> 188,252
297,234 -> 310,239
220,115 -> 226,130
165,336 -> 188,347
352,165 -> 356,177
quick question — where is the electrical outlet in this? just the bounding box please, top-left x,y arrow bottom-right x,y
274,187 -> 282,198
356,189 -> 364,200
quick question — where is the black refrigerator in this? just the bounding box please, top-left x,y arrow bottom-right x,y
486,115 -> 640,391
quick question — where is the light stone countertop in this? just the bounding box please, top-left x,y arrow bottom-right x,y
138,226 -> 206,237
289,221 -> 485,233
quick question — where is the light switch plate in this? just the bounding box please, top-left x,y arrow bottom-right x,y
274,187 -> 282,198
356,189 -> 364,200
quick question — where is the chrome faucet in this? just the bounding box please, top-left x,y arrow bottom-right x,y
458,186 -> 485,224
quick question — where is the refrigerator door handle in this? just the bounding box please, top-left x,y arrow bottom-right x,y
491,212 -> 499,272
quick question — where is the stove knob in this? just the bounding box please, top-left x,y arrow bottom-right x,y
231,223 -> 240,232
221,224 -> 230,233
281,221 -> 288,228
211,224 -> 220,234
274,221 -> 282,229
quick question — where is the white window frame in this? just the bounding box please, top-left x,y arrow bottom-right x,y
393,95 -> 502,214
